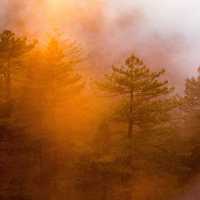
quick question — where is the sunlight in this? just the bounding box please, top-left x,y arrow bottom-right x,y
1,1 -> 200,200
47,0 -> 67,13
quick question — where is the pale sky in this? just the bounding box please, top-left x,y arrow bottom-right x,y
109,1 -> 200,59
107,0 -> 200,76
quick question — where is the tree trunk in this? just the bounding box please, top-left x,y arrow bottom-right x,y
127,90 -> 134,171
5,57 -> 12,117
128,91 -> 134,139
5,62 -> 11,103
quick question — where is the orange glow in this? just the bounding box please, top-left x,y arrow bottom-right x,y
47,0 -> 69,14
44,0 -> 104,23
1,1 -> 199,200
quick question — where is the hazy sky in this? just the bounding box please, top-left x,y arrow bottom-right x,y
108,0 -> 200,72
0,0 -> 200,88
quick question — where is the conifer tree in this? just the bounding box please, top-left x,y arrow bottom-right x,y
183,67 -> 200,170
184,67 -> 200,130
43,37 -> 83,96
96,54 -> 178,199
0,30 -> 35,113
99,54 -> 175,139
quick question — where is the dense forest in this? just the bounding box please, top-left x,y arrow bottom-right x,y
0,30 -> 200,200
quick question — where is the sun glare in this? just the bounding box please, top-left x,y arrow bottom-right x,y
47,0 -> 70,15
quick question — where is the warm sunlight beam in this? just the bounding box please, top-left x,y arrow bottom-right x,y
47,0 -> 67,13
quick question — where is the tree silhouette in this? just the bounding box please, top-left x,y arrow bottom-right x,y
0,30 -> 35,115
95,54 -> 178,199
184,67 -> 200,112
43,37 -> 84,96
99,54 -> 175,139
183,67 -> 200,172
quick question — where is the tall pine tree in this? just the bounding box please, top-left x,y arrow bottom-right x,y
183,67 -> 200,172
184,67 -> 200,134
0,30 -> 35,115
99,54 -> 175,139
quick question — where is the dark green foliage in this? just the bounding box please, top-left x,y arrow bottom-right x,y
0,30 -> 35,59
98,54 -> 176,137
182,67 -> 200,174
75,54 -> 187,200
0,30 -> 35,117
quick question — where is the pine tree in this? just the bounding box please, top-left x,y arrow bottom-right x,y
20,37 -> 84,127
96,54 -> 178,199
0,30 -> 35,115
183,67 -> 200,171
43,37 -> 83,96
99,54 -> 175,139
184,67 -> 200,118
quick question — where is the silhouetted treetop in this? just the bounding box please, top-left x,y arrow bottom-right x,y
98,54 -> 174,99
0,30 -> 36,59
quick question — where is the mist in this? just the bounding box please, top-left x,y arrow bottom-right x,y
1,1 -> 200,200
1,0 -> 200,88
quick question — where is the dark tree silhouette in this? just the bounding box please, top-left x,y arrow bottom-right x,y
99,54 -> 175,140
0,30 -> 35,115
183,67 -> 200,173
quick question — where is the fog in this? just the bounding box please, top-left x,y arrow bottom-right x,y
1,0 -> 200,86
1,1 -> 200,200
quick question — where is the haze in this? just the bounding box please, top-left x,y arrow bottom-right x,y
1,1 -> 200,200
0,0 -> 199,86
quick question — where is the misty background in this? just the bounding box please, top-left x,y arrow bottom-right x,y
0,0 -> 200,91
